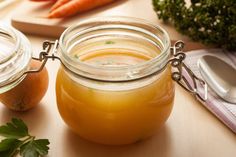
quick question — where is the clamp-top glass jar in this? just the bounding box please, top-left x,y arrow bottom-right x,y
54,17 -> 206,145
0,24 -> 48,111
56,17 -> 174,145
0,17 -> 207,145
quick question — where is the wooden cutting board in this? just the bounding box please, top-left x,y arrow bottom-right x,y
11,0 -> 185,38
11,0 -> 206,50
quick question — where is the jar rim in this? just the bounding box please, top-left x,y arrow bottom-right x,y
58,16 -> 171,81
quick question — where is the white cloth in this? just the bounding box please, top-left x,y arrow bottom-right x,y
184,49 -> 236,133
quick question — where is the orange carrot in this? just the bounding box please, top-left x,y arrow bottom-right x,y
30,0 -> 56,2
50,0 -> 70,12
48,0 -> 115,18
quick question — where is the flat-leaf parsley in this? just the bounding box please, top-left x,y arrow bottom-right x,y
0,118 -> 50,157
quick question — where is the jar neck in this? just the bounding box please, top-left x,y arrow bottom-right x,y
58,17 -> 171,82
0,24 -> 32,93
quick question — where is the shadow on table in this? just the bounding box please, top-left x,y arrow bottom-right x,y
62,125 -> 172,157
0,102 -> 50,133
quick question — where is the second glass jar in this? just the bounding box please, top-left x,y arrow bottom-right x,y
55,17 -> 175,145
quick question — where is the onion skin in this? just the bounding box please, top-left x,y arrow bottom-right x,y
0,60 -> 49,111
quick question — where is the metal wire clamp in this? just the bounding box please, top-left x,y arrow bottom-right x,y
28,40 -> 207,102
169,41 -> 208,101
24,40 -> 60,75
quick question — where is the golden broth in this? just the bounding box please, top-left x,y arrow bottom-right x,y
56,48 -> 174,145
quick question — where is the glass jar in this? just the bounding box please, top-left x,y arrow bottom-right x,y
54,17 -> 206,145
56,17 -> 174,145
0,24 -> 48,111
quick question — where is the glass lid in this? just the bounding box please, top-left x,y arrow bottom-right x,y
0,24 -> 32,92
0,31 -> 15,63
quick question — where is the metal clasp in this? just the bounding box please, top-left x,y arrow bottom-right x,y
169,41 -> 208,102
24,40 -> 60,75
25,40 -> 207,101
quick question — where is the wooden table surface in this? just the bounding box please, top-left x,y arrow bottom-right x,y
0,1 -> 235,157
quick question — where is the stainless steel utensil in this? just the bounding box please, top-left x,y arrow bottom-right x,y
198,55 -> 236,104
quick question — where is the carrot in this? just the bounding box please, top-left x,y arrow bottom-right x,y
50,0 -> 70,12
30,0 -> 56,2
48,0 -> 115,18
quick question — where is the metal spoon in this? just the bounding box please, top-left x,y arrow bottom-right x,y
198,55 -> 236,104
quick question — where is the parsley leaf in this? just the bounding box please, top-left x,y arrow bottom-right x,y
0,118 -> 50,157
105,41 -> 115,44
0,138 -> 21,157
74,54 -> 79,59
20,139 -> 50,157
0,118 -> 29,138
0,138 -> 21,151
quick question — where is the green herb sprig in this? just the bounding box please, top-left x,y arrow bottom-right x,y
152,0 -> 236,50
0,118 -> 50,157
105,41 -> 115,44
